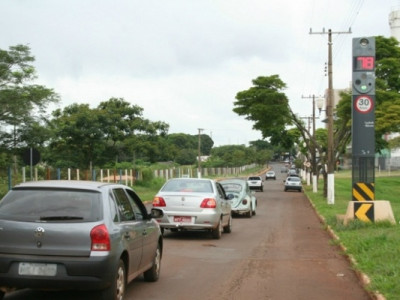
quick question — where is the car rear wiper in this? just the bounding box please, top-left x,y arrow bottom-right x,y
39,216 -> 84,221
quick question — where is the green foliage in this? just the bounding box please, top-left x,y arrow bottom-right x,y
0,44 -> 59,154
140,167 -> 154,182
233,75 -> 291,146
206,144 -> 258,167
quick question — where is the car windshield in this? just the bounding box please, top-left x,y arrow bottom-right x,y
0,188 -> 102,222
221,183 -> 242,192
161,179 -> 213,193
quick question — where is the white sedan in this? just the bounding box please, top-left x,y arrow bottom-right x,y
152,178 -> 232,239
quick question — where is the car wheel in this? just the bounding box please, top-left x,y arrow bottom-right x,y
212,219 -> 222,239
247,205 -> 252,218
144,243 -> 161,282
223,215 -> 232,233
100,259 -> 126,300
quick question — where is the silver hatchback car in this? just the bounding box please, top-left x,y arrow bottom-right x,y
0,180 -> 164,300
152,178 -> 232,239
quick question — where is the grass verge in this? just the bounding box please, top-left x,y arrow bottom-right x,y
304,171 -> 400,299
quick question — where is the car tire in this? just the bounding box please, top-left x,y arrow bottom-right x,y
99,259 -> 126,300
212,219 -> 222,239
144,243 -> 161,282
247,205 -> 252,218
223,216 -> 232,233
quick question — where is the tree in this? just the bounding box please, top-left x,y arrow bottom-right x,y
0,44 -> 59,169
47,104 -> 105,169
234,75 -> 292,144
0,44 -> 59,139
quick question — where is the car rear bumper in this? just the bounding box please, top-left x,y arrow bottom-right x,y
284,186 -> 302,191
0,253 -> 117,291
156,211 -> 221,230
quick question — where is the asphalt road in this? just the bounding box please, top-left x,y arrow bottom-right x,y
3,163 -> 371,300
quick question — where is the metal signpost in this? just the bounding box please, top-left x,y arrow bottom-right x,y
351,37 -> 376,221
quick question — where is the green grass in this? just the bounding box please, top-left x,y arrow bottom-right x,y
304,171 -> 400,299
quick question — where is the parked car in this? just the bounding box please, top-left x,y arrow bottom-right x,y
284,176 -> 303,192
265,171 -> 276,180
247,176 -> 263,192
152,178 -> 232,239
220,179 -> 257,217
0,180 -> 164,300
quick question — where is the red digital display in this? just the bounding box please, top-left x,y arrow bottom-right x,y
353,56 -> 374,70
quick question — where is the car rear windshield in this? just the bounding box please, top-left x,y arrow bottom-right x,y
162,179 -> 213,193
0,188 -> 102,222
287,177 -> 300,182
221,183 -> 242,192
248,177 -> 261,180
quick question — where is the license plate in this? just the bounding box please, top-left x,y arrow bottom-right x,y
18,262 -> 57,276
173,216 -> 192,223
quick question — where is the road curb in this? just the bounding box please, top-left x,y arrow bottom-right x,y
306,196 -> 386,300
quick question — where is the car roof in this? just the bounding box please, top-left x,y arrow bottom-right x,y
220,179 -> 246,185
167,178 -> 215,183
12,180 -> 122,191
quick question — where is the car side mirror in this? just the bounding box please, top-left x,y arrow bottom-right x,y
150,208 -> 164,219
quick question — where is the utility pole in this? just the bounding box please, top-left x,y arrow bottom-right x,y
310,28 -> 351,204
301,94 -> 319,193
197,128 -> 203,178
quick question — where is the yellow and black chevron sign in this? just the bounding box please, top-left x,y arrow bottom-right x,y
352,182 -> 375,201
354,202 -> 374,222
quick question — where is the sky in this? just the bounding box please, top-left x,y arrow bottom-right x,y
0,0 -> 397,146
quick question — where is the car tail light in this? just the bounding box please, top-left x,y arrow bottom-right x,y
153,196 -> 166,207
242,199 -> 248,205
90,224 -> 110,251
200,198 -> 217,208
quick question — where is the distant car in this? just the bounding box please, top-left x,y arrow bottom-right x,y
265,171 -> 276,180
287,168 -> 298,176
0,180 -> 164,300
284,176 -> 302,192
220,179 -> 257,217
152,178 -> 232,239
247,176 -> 263,192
